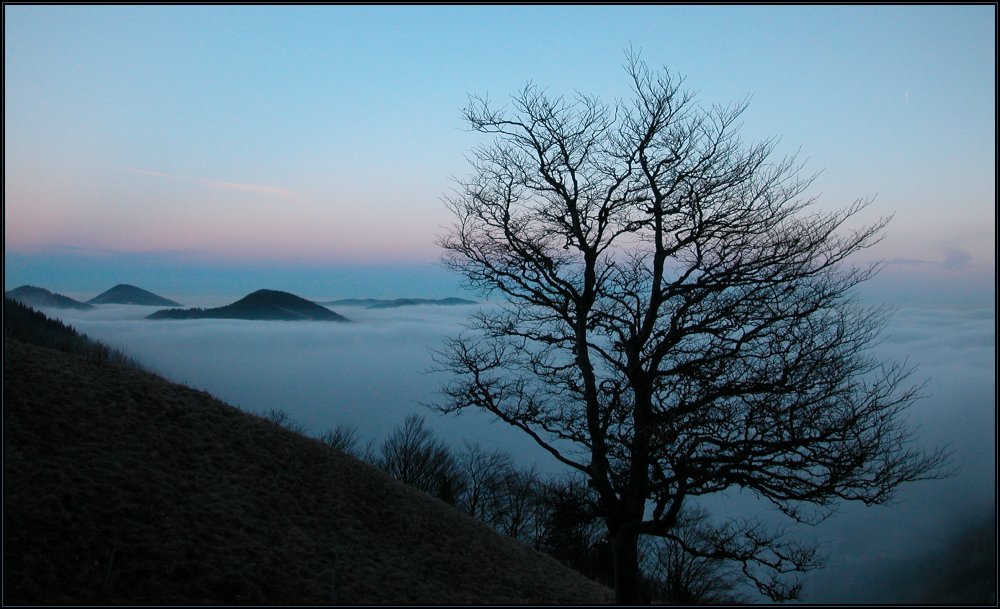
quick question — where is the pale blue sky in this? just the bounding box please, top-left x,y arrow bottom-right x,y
4,4 -> 995,302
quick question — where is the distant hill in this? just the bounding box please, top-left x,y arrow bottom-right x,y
3,309 -> 612,604
88,284 -> 181,306
323,297 -> 477,309
149,289 -> 349,321
5,285 -> 94,310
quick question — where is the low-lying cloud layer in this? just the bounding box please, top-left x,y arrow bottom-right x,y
799,306 -> 995,602
50,301 -> 560,470
40,299 -> 995,603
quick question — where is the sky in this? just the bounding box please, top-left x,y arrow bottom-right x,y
3,4 -> 996,305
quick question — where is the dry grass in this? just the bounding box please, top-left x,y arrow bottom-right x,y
4,337 -> 613,604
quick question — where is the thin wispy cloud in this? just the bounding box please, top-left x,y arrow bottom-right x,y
126,168 -> 299,200
885,257 -> 935,267
882,247 -> 975,271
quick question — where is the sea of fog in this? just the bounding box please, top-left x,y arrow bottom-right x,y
36,299 -> 995,603
44,299 -> 559,471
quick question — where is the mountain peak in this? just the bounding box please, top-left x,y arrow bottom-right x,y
149,289 -> 349,322
88,284 -> 181,306
5,285 -> 93,310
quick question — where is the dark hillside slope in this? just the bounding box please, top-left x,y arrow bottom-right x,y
3,297 -> 137,367
3,339 -> 611,604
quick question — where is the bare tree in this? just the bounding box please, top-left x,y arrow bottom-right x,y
261,408 -> 306,434
643,507 -> 748,604
318,423 -> 364,458
375,414 -> 463,504
434,51 -> 949,602
455,441 -> 516,524
534,476 -> 614,586
493,465 -> 545,544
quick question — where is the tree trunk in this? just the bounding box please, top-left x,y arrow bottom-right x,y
610,521 -> 647,604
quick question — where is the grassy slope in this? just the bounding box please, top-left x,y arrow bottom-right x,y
3,336 -> 612,604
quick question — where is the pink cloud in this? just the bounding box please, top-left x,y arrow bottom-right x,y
125,168 -> 298,200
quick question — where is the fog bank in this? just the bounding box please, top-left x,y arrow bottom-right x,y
37,299 -> 995,603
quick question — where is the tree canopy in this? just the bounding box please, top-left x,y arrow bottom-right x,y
434,51 -> 948,602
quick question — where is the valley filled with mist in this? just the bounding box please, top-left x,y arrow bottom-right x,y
17,284 -> 995,603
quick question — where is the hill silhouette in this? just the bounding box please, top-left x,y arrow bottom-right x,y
323,297 -> 477,309
148,289 -> 349,321
5,285 -> 93,310
88,284 -> 181,306
3,297 -> 138,367
3,306 -> 612,604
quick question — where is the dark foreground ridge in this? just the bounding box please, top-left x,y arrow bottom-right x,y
88,284 -> 182,306
5,285 -> 94,310
148,289 -> 349,321
3,306 -> 612,604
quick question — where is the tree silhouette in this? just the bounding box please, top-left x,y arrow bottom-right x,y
535,476 -> 612,586
455,441 -> 517,525
375,414 -> 463,504
434,51 -> 948,602
643,507 -> 747,603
